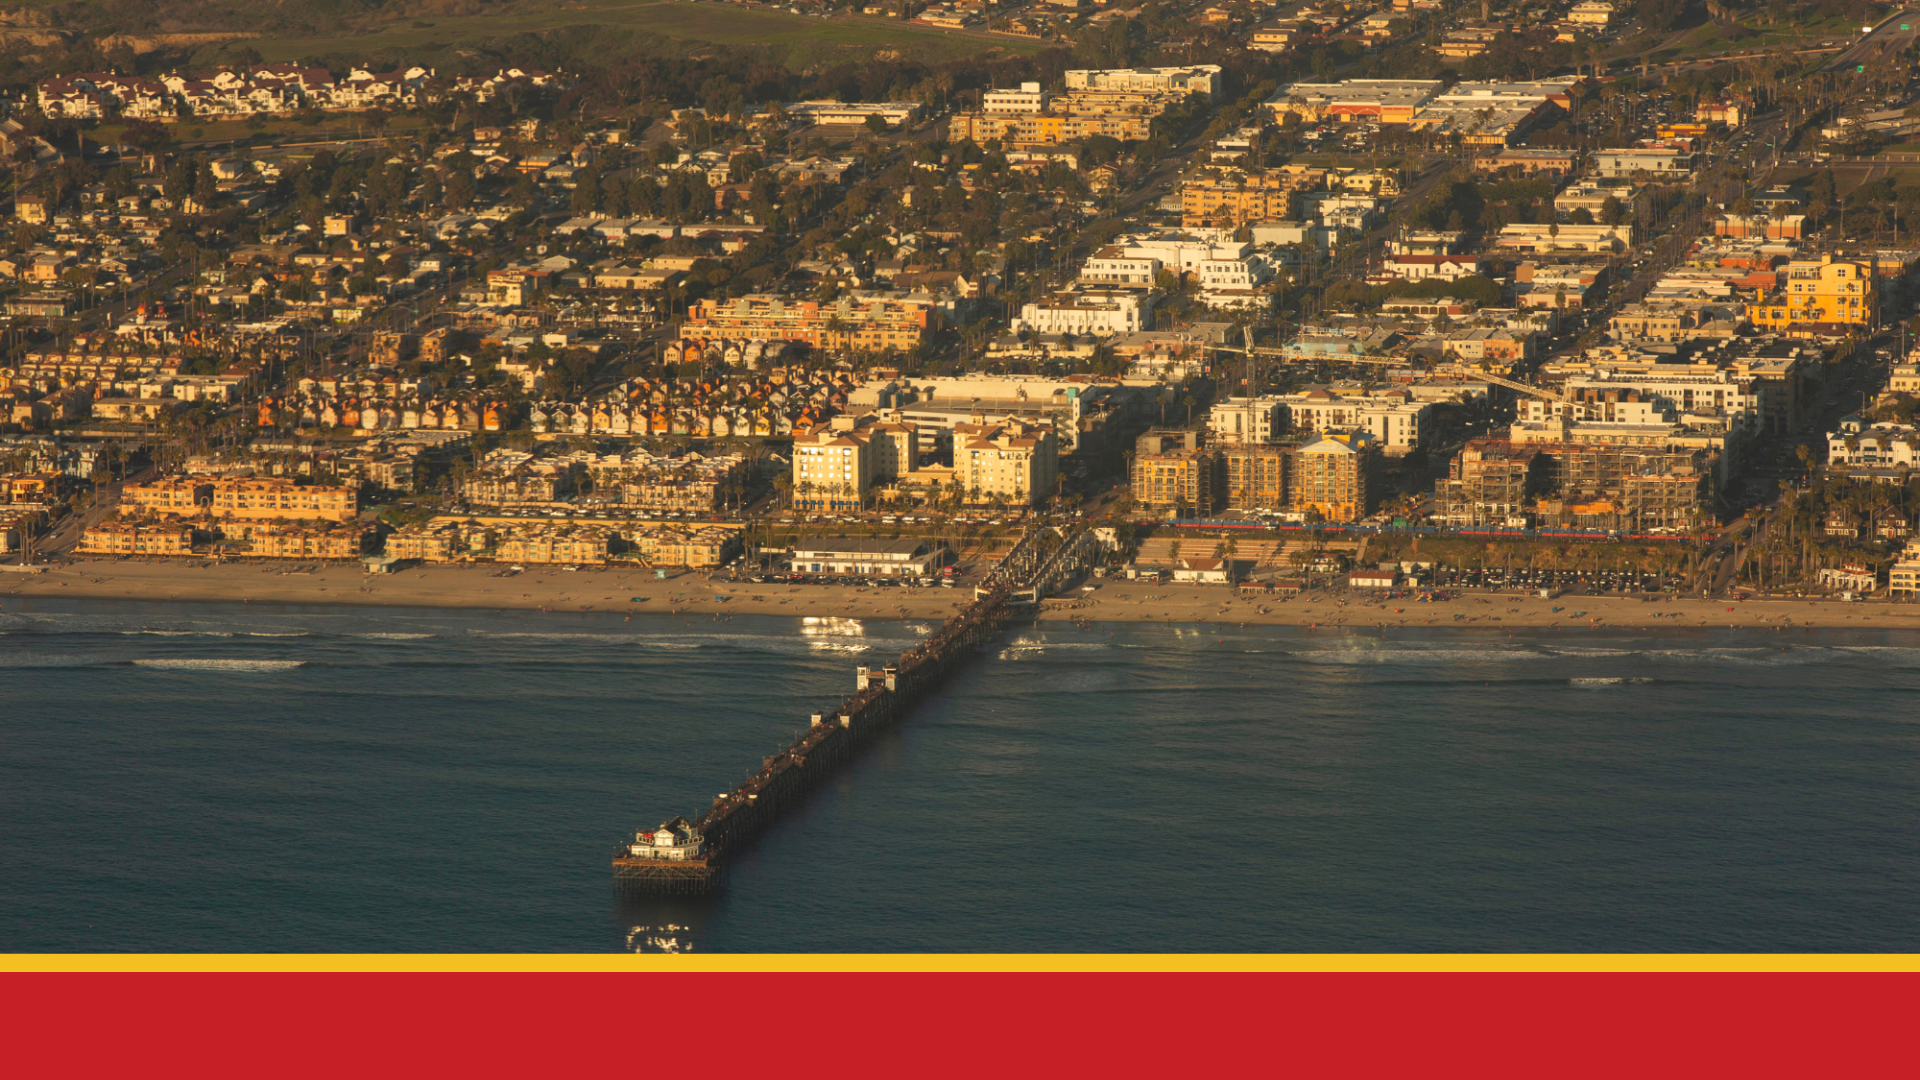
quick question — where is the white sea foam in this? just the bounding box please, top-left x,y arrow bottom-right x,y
801,618 -> 866,639
999,639 -> 1115,659
0,654 -> 95,668
807,641 -> 871,653
467,630 -> 638,642
133,659 -> 306,672
1298,647 -> 1550,665
353,632 -> 436,640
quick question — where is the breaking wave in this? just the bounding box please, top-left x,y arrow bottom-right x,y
133,659 -> 307,672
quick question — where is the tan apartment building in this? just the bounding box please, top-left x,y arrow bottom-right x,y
1288,432 -> 1378,522
1,472 -> 67,503
790,412 -> 925,511
954,418 -> 1058,505
495,526 -> 614,565
862,413 -> 922,482
123,479 -> 212,515
683,294 -> 939,354
628,525 -> 739,568
1751,254 -> 1875,336
1889,539 -> 1920,598
1890,362 -> 1920,395
243,523 -> 375,559
1432,439 -> 1544,526
1131,430 -> 1220,516
209,478 -> 359,522
950,112 -> 1153,145
78,516 -> 195,556
792,418 -> 878,512
1223,444 -> 1289,511
1181,167 -> 1326,228
620,459 -> 748,512
386,521 -> 464,562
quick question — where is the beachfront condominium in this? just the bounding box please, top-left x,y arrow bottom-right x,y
123,477 -> 359,523
1131,430 -> 1221,517
77,516 -> 195,556
210,478 -> 359,523
1289,432 -> 1380,522
122,479 -> 211,515
790,412 -> 926,512
1223,444 -> 1289,512
954,418 -> 1058,505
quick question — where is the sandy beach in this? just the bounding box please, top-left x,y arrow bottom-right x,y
8,557 -> 1920,632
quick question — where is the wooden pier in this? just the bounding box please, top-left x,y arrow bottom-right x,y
614,528 -> 1081,896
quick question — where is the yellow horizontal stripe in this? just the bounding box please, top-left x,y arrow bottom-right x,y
1,954 -> 1916,973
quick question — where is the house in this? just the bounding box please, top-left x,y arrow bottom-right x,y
1593,148 -> 1695,179
1815,564 -> 1877,594
1349,568 -> 1398,588
1172,555 -> 1232,583
788,537 -> 948,577
1378,254 -> 1484,282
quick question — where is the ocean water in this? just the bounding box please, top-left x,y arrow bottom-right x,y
2,597 -> 1918,953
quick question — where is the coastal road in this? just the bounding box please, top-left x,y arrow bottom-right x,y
36,471 -> 141,558
1696,517 -> 1755,597
1823,8 -> 1920,73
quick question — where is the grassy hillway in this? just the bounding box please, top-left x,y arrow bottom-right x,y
242,0 -> 1044,67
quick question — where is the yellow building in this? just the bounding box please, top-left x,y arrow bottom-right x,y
495,526 -> 613,565
683,294 -> 937,354
386,521 -> 466,562
209,478 -> 360,523
1250,23 -> 1306,51
955,418 -> 1059,505
951,112 -> 1152,145
629,525 -> 740,568
1223,444 -> 1289,511
1751,255 -> 1875,336
78,516 -> 195,556
1181,167 -> 1326,227
1889,361 -> 1920,394
2,472 -> 67,503
1288,432 -> 1378,522
791,418 -> 878,512
123,480 -> 211,515
1131,430 -> 1220,516
246,524 -> 374,560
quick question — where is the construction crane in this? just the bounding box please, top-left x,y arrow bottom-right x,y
1212,331 -> 1567,418
1450,368 -> 1569,404
1213,329 -> 1407,369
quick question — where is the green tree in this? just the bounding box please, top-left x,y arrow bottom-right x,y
443,170 -> 474,210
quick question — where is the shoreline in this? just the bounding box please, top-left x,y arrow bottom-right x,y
9,558 -> 1920,631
